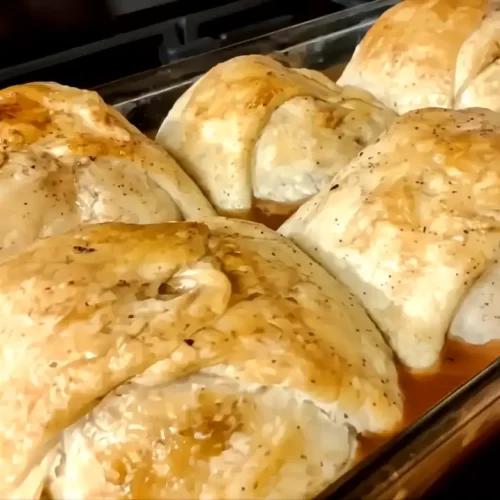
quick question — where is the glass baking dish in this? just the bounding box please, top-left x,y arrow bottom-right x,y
97,0 -> 500,497
98,0 -> 400,125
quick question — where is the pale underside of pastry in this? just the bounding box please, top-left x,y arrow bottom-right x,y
450,261 -> 500,345
0,82 -> 215,259
0,218 -> 401,498
48,375 -> 356,500
7,447 -> 58,500
280,107 -> 500,370
156,55 -> 395,215
455,4 -> 500,110
338,0 -> 495,114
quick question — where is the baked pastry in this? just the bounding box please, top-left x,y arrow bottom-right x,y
156,55 -> 395,219
0,219 -> 401,499
48,377 -> 355,500
0,82 -> 215,258
450,261 -> 500,345
280,107 -> 500,370
338,0 -> 500,114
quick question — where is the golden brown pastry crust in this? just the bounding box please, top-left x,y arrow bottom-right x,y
280,107 -> 500,370
156,55 -> 395,214
0,219 -> 401,497
338,0 -> 489,114
0,82 -> 215,258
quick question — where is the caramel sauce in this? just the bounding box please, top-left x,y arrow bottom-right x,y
218,197 -> 302,230
253,198 -> 301,230
144,129 -> 157,140
0,93 -> 50,127
101,391 -> 249,499
0,87 -> 137,159
359,339 -> 500,459
322,63 -> 348,83
67,132 -> 134,158
0,93 -> 52,145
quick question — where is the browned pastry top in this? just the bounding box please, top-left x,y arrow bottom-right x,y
157,55 -> 395,214
0,219 -> 401,498
281,107 -> 500,369
338,0 -> 499,114
0,82 -> 215,259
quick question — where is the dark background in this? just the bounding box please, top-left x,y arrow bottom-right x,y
0,0 -> 353,88
0,0 -> 113,64
427,434 -> 499,498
